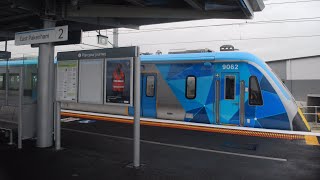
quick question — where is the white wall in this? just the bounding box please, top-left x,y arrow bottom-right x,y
287,56 -> 320,80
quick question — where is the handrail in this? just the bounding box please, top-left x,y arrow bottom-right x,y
300,106 -> 320,127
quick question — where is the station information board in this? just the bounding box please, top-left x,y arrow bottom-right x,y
56,47 -> 138,105
56,60 -> 78,102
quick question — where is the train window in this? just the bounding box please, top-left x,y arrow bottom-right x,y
0,74 -> 5,90
146,75 -> 155,97
186,76 -> 196,99
249,76 -> 263,105
9,74 -> 20,91
225,75 -> 235,100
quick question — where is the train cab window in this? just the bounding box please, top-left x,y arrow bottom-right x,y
249,76 -> 263,105
146,76 -> 155,97
225,76 -> 235,100
0,74 -> 5,90
9,74 -> 20,91
186,76 -> 196,99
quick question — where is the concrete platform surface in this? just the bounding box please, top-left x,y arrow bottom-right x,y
0,120 -> 320,180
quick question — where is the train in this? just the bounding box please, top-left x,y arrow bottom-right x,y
0,50 -> 310,131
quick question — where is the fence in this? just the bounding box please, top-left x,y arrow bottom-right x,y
0,65 -> 37,148
301,106 -> 320,128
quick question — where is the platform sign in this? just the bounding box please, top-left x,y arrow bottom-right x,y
105,57 -> 133,106
56,60 -> 78,102
0,51 -> 11,59
15,26 -> 68,45
31,30 -> 82,47
97,35 -> 108,46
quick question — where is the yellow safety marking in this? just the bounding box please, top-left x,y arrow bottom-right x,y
298,108 -> 311,131
125,107 -> 129,116
61,112 -> 306,141
305,135 -> 320,146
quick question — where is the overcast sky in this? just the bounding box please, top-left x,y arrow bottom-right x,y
1,0 -> 320,61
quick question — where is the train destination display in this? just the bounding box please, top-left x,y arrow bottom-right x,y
56,60 -> 78,102
105,57 -> 133,106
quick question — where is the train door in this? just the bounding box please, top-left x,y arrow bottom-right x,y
141,74 -> 157,118
219,73 -> 240,125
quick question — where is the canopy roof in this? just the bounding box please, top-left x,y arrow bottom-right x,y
0,0 -> 264,41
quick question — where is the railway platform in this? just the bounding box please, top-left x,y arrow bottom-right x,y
0,117 -> 320,180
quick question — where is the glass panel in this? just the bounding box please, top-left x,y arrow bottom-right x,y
225,75 -> 235,100
0,74 -> 5,90
186,76 -> 196,99
249,76 -> 263,105
32,73 -> 37,89
146,76 -> 155,97
9,74 -> 20,90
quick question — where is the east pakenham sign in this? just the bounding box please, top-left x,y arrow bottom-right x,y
15,26 -> 68,45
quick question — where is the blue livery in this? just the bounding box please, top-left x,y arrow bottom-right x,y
1,51 -> 310,131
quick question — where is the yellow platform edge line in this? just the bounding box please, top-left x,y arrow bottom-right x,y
298,108 -> 311,131
305,135 -> 320,146
61,112 -> 306,141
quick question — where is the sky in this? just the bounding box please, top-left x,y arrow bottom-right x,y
1,0 -> 320,61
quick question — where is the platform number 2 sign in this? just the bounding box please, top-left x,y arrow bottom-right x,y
58,28 -> 64,39
54,26 -> 68,41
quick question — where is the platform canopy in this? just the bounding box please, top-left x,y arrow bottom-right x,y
0,0 -> 264,41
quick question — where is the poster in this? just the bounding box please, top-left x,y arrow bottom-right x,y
105,58 -> 133,105
56,60 -> 78,102
78,59 -> 104,104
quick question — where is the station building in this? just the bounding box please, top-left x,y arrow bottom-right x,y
267,55 -> 320,109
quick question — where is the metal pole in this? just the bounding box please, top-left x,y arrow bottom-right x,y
53,65 -> 57,142
316,107 -> 318,124
5,40 -> 8,105
133,56 -> 141,168
9,129 -> 13,145
36,19 -> 55,148
18,67 -> 23,149
55,101 -> 61,150
113,28 -> 119,48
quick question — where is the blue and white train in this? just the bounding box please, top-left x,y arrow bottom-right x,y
0,51 -> 310,131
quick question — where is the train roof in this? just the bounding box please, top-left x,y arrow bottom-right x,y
140,52 -> 263,63
0,52 -> 264,66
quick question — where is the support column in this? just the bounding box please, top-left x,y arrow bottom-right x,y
113,28 -> 119,48
55,101 -> 61,150
36,20 -> 55,148
48,34 -> 55,142
133,56 -> 141,168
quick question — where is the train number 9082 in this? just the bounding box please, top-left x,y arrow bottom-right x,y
222,64 -> 239,70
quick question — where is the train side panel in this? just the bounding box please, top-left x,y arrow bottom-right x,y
0,52 -> 310,131
141,64 -> 185,120
153,61 -> 291,130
